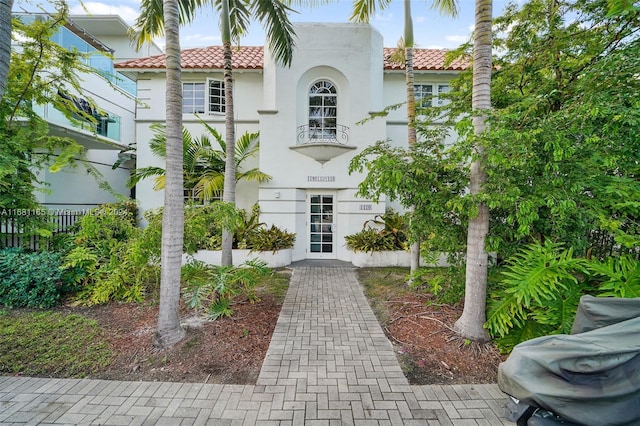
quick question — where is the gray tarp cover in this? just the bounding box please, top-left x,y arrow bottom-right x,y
498,295 -> 640,426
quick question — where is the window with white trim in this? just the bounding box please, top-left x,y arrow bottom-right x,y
414,84 -> 433,108
414,83 -> 450,107
207,79 -> 225,113
308,80 -> 337,139
183,82 -> 205,114
182,80 -> 226,114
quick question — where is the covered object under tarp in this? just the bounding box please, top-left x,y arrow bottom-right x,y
498,295 -> 640,426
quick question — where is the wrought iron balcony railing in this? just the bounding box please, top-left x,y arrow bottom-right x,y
297,124 -> 349,145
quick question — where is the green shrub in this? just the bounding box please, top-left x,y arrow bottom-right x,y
247,225 -> 296,252
0,248 -> 77,308
183,258 -> 270,319
65,201 -> 293,306
234,204 -> 265,249
346,209 -> 409,252
63,202 -> 158,305
408,266 -> 466,305
486,241 -> 640,353
345,228 -> 398,252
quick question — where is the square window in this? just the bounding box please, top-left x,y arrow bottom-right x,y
183,82 -> 205,114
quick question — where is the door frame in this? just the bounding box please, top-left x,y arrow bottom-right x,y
306,190 -> 337,259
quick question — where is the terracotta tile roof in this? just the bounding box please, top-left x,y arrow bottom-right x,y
116,45 -> 264,70
115,45 -> 468,71
382,47 -> 468,71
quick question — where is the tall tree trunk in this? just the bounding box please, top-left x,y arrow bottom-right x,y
220,0 -> 236,267
404,0 -> 421,275
454,0 -> 492,342
154,0 -> 186,349
0,0 -> 14,101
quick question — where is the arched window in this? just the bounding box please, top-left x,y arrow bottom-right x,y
308,80 -> 337,139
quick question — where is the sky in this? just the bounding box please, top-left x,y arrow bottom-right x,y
14,0 -> 515,50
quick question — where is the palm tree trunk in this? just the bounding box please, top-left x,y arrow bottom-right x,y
154,0 -> 186,349
454,0 -> 492,342
220,0 -> 236,267
404,0 -> 421,275
0,0 -> 14,101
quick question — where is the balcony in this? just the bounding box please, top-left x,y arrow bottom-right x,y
290,124 -> 356,164
33,103 -> 125,150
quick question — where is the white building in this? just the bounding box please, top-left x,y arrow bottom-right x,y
21,14 -> 162,211
116,23 -> 466,262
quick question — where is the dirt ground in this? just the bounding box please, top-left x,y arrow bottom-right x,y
71,268 -> 503,385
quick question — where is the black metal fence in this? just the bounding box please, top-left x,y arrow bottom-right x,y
0,210 -> 86,250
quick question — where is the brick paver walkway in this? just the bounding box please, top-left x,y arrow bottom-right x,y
0,267 -> 510,425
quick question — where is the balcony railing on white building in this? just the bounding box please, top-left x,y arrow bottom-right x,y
33,103 -> 122,142
297,124 -> 350,145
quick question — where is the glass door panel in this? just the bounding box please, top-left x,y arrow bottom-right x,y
308,193 -> 336,258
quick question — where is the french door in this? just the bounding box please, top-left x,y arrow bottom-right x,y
307,192 -> 336,259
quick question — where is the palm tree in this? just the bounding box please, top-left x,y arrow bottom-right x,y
453,0 -> 492,342
155,0 -> 186,349
219,0 -> 235,266
128,124 -> 271,201
350,0 -> 458,275
134,0 -> 296,266
0,0 -> 14,101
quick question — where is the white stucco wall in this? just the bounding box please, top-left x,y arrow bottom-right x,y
134,70 -> 263,215
35,150 -> 132,211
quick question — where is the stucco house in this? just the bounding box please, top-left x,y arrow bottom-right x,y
116,23 -> 466,262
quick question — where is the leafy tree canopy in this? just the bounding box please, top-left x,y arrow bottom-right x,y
352,0 -> 639,260
1,2 -> 120,233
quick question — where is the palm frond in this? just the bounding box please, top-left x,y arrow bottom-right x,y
198,118 -> 226,152
215,0 -> 251,43
194,171 -> 225,201
430,0 -> 459,18
153,175 -> 166,191
148,123 -> 167,158
349,0 -> 393,23
131,0 -> 211,49
236,168 -> 272,183
127,166 -> 166,188
234,131 -> 260,164
251,0 -> 297,67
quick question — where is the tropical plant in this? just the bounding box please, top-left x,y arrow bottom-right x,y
62,202 -> 158,305
182,258 -> 270,319
486,241 -> 588,349
345,228 -> 398,253
486,241 -> 640,353
363,209 -> 409,251
0,247 -> 78,308
234,203 -> 265,249
248,225 -> 296,253
346,209 -> 410,253
587,255 -> 640,298
128,124 -> 271,202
